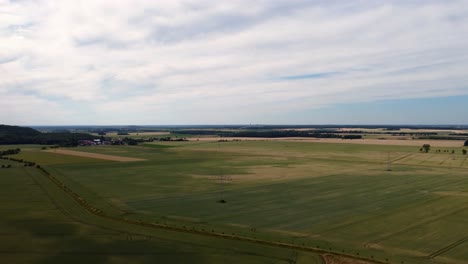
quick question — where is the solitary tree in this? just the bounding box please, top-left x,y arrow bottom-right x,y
422,144 -> 431,153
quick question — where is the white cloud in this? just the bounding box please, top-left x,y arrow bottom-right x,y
1,0 -> 468,125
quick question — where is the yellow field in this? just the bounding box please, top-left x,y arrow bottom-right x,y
45,149 -> 146,162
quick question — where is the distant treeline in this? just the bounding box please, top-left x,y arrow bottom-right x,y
231,131 -> 363,139
237,130 -> 324,138
175,130 -> 362,139
91,128 -> 169,135
450,133 -> 468,136
360,132 -> 437,136
298,130 -> 437,136
0,125 -> 97,146
31,124 -> 468,132
174,129 -> 436,137
175,130 -> 234,136
0,125 -> 40,137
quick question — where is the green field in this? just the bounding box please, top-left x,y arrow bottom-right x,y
2,141 -> 468,263
0,158 -> 321,263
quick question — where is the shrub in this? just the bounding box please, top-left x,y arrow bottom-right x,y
421,144 -> 430,153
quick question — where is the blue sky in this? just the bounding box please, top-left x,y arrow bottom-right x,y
1,0 -> 468,125
301,95 -> 468,125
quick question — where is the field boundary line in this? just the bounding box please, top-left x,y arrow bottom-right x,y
390,153 -> 414,163
461,156 -> 468,167
47,166 -> 130,216
28,162 -> 385,264
425,236 -> 468,259
439,155 -> 453,165
365,206 -> 468,248
314,196 -> 447,237
418,154 -> 436,165
308,175 -> 468,238
23,168 -> 133,238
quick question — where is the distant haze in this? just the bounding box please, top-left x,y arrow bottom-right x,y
1,1 -> 468,125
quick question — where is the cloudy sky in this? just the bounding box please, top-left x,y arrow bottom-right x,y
1,0 -> 468,125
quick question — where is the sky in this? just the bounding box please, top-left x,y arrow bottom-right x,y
1,0 -> 468,125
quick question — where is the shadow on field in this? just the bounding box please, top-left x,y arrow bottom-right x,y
5,217 -> 295,264
5,217 -> 191,264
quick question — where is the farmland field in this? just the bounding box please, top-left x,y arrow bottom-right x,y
0,149 -> 321,263
2,140 -> 468,263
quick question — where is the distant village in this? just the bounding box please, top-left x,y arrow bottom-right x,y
78,136 -> 187,146
78,139 -> 120,146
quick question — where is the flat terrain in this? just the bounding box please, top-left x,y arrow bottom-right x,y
3,140 -> 468,263
190,137 -> 465,147
0,150 -> 320,264
44,149 -> 146,162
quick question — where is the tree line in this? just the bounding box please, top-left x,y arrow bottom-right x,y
174,129 -> 362,139
0,148 -> 20,156
0,125 -> 97,146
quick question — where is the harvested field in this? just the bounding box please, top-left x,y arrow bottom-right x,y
310,138 -> 465,147
190,137 -> 465,147
45,149 -> 146,162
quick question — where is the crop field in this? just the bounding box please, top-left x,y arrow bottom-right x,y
2,141 -> 468,263
0,156 -> 320,263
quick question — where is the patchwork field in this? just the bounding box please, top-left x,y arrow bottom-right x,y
2,140 -> 468,263
0,152 -> 321,263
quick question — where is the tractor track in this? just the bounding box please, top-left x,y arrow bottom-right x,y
29,163 -> 385,264
365,206 -> 468,248
425,236 -> 468,259
20,167 -> 297,263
